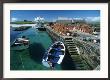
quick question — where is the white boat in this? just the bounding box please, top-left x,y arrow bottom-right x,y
13,38 -> 29,45
42,41 -> 65,69
11,36 -> 30,50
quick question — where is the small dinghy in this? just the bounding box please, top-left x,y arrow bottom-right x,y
11,36 -> 30,50
42,41 -> 65,69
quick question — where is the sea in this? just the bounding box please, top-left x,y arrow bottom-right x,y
10,24 -> 76,70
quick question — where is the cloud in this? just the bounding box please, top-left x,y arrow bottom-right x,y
58,17 -> 72,20
11,18 -> 17,22
72,17 -> 100,23
73,17 -> 84,20
85,17 -> 100,22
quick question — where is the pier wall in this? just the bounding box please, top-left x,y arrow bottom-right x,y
46,26 -> 64,42
72,39 -> 100,69
46,26 -> 100,70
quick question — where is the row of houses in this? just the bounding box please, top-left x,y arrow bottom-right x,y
50,23 -> 93,36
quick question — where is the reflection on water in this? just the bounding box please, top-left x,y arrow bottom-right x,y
10,25 -> 75,70
10,27 -> 61,70
29,43 -> 45,64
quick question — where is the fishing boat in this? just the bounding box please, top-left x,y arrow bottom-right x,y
42,41 -> 65,69
37,27 -> 46,31
36,24 -> 46,31
11,36 -> 30,50
35,16 -> 46,31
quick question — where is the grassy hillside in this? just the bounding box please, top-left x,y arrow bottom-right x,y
11,21 -> 35,24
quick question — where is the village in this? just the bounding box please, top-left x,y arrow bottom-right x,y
10,16 -> 100,70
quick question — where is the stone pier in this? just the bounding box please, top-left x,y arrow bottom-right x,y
45,26 -> 100,70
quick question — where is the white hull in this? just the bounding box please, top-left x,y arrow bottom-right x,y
42,41 -> 65,68
11,37 -> 30,50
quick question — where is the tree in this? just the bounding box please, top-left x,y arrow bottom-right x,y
24,20 -> 28,22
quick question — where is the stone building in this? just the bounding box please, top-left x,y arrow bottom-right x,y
50,23 -> 93,36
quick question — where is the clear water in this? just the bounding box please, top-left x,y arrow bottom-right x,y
10,23 -> 76,70
10,27 -> 62,70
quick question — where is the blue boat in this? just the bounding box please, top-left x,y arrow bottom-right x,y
42,41 -> 65,69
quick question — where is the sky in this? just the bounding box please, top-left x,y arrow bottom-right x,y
10,10 -> 100,22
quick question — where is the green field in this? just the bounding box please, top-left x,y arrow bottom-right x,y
11,21 -> 35,24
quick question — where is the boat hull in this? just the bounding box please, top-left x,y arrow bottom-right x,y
42,41 -> 65,68
37,27 -> 46,31
11,37 -> 30,50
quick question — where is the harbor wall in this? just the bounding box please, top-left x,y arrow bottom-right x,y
72,38 -> 100,69
46,26 -> 100,70
46,26 -> 64,42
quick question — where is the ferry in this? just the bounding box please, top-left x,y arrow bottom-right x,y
42,41 -> 65,69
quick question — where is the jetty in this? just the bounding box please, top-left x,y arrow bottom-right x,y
45,25 -> 100,70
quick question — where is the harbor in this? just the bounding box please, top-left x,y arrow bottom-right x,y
10,10 -> 100,70
45,24 -> 100,70
10,23 -> 100,70
10,26 -> 59,70
10,25 -> 75,70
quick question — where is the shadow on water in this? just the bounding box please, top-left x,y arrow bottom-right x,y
61,48 -> 76,70
29,42 -> 45,64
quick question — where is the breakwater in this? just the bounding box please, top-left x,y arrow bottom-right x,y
46,25 -> 100,70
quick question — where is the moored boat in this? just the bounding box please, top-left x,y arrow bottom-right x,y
11,36 -> 30,50
42,41 -> 65,69
37,27 -> 46,31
